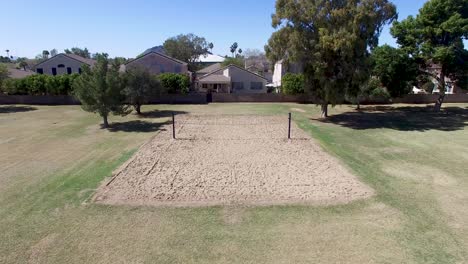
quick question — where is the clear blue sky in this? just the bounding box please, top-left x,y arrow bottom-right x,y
2,0 -> 430,59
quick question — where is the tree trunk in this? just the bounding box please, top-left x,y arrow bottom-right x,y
434,69 -> 446,112
356,101 -> 361,110
321,103 -> 328,118
102,115 -> 109,128
135,104 -> 141,115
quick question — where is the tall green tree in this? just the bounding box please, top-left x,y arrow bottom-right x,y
209,42 -> 214,53
371,45 -> 418,97
230,42 -> 238,57
65,47 -> 91,58
163,34 -> 210,71
17,58 -> 29,70
73,54 -> 130,128
221,57 -> 245,68
42,50 -> 50,59
50,49 -> 58,57
266,0 -> 397,117
123,68 -> 161,115
391,0 -> 468,111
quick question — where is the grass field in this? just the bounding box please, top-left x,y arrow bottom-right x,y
0,103 -> 467,263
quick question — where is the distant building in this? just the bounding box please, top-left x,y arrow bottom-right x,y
197,63 -> 223,76
33,54 -> 95,76
426,64 -> 462,94
272,60 -> 303,88
197,64 -> 268,94
198,54 -> 225,64
123,51 -> 189,75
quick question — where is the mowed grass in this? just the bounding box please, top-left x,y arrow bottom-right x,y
0,103 -> 467,263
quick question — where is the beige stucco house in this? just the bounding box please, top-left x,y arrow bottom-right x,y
33,54 -> 95,75
124,51 -> 188,75
197,64 -> 268,93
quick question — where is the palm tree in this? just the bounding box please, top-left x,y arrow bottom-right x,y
42,50 -> 50,59
230,42 -> 238,58
5,49 -> 10,58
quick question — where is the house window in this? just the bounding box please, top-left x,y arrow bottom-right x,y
67,67 -> 72,74
202,84 -> 208,89
251,82 -> 263,90
160,65 -> 165,73
37,68 -> 44,74
232,82 -> 244,90
58,64 -> 65,68
175,65 -> 181,73
52,68 -> 57,76
78,68 -> 82,74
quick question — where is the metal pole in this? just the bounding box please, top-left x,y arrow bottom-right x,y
288,113 -> 291,139
172,112 -> 175,139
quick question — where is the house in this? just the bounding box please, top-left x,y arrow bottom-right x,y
272,60 -> 303,88
425,64 -> 463,94
197,54 -> 225,65
124,51 -> 188,75
33,53 -> 96,75
246,64 -> 273,82
197,63 -> 223,76
197,64 -> 268,93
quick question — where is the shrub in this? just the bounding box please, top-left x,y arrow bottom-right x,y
0,74 -> 80,95
281,73 -> 304,95
1,79 -> 20,94
158,73 -> 190,94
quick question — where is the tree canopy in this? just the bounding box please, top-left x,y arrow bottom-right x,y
391,0 -> 468,110
123,67 -> 161,115
266,0 -> 397,117
73,54 -> 130,128
371,44 -> 418,97
163,34 -> 211,71
65,47 -> 91,59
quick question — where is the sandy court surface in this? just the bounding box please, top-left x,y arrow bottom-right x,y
94,114 -> 373,206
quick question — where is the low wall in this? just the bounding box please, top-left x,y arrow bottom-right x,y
213,93 -> 468,104
147,93 -> 207,104
1,93 -> 467,105
212,93 -> 318,103
0,94 -> 207,105
392,94 -> 468,104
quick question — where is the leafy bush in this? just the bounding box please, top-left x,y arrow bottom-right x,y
158,73 -> 190,94
0,74 -> 79,95
281,73 -> 304,95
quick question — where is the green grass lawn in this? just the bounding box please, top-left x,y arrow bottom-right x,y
0,103 -> 467,263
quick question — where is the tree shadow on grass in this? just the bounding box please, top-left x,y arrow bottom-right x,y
0,105 -> 37,114
139,110 -> 188,119
107,120 -> 171,133
314,105 -> 468,132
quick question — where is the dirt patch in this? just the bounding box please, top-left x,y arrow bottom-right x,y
94,115 -> 373,206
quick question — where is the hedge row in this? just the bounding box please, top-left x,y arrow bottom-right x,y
0,73 -> 191,96
1,74 -> 79,95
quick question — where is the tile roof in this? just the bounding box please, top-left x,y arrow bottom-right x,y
197,63 -> 222,74
198,74 -> 231,83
